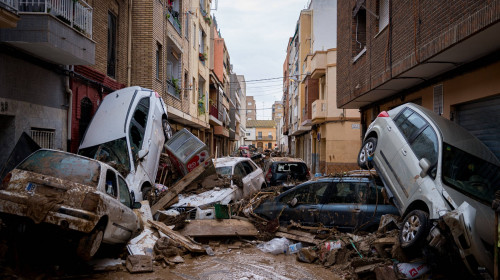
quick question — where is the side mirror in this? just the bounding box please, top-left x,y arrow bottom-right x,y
132,202 -> 142,209
138,149 -> 149,160
288,197 -> 298,207
419,158 -> 431,178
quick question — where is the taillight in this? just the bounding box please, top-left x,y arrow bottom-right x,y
265,168 -> 272,183
81,193 -> 100,212
1,173 -> 12,190
377,111 -> 389,118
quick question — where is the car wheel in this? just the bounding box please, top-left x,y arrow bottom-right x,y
142,186 -> 153,204
77,226 -> 104,261
162,119 -> 173,141
358,137 -> 377,170
399,210 -> 429,249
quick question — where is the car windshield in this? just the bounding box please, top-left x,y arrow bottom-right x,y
441,143 -> 500,204
18,150 -> 100,187
276,162 -> 305,174
216,166 -> 232,176
78,137 -> 131,174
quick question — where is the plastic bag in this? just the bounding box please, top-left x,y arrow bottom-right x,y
257,237 -> 291,255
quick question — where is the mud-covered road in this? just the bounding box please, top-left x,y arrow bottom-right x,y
94,247 -> 341,280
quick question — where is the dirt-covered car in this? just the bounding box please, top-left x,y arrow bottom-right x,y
358,103 -> 500,275
214,157 -> 266,199
254,175 -> 399,231
0,149 -> 142,260
263,157 -> 310,187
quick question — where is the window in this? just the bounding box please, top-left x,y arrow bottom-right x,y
248,102 -> 252,106
234,163 -> 246,177
118,176 -> 132,207
185,13 -> 189,39
268,132 -> 272,139
258,132 -> 262,139
129,98 -> 150,164
410,126 -> 438,165
107,12 -> 117,78
105,170 -> 118,198
31,128 -> 55,149
199,28 -> 205,53
268,143 -> 272,149
247,110 -> 252,114
167,49 -> 181,98
352,6 -> 366,58
377,0 -> 389,32
241,161 -> 255,175
279,182 -> 329,205
192,77 -> 196,103
246,132 -> 250,136
156,42 -> 162,80
325,182 -> 358,204
394,109 -> 427,142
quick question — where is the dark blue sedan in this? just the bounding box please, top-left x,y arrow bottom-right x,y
254,176 -> 399,231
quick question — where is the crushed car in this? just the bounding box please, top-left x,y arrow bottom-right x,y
254,174 -> 399,231
358,102 -> 500,276
78,86 -> 173,201
263,157 -> 310,187
214,157 -> 266,199
0,149 -> 142,260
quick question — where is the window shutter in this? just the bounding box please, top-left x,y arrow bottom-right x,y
433,84 -> 443,115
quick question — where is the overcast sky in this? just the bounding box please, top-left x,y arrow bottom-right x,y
212,0 -> 309,119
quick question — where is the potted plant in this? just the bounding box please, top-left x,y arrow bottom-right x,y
199,52 -> 207,61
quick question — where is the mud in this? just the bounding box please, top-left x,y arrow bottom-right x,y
93,247 -> 342,280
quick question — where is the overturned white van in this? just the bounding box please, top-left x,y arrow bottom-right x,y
78,86 -> 172,201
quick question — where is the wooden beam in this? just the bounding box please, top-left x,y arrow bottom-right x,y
148,220 -> 205,252
180,219 -> 259,237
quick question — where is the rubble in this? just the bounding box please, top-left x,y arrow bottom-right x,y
125,255 -> 153,273
179,219 -> 259,237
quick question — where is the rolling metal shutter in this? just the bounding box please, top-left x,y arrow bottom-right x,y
456,95 -> 500,161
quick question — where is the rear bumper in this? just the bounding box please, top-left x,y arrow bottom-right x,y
0,191 -> 99,233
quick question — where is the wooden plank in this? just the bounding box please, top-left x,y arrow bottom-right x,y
151,158 -> 213,214
180,219 -> 259,237
278,226 -> 316,239
148,220 -> 205,252
275,231 -> 316,244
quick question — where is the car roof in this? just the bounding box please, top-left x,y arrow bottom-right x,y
268,157 -> 305,163
213,157 -> 251,167
403,103 -> 500,166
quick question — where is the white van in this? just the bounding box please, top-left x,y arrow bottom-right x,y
79,86 -> 172,201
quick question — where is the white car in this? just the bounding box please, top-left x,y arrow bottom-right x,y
79,86 -> 172,201
0,149 -> 142,260
214,157 -> 267,200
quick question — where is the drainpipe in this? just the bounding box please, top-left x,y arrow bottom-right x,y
65,65 -> 74,152
127,0 -> 133,86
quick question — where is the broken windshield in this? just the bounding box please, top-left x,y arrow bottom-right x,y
78,137 -> 131,175
18,150 -> 100,187
216,166 -> 232,176
441,143 -> 500,205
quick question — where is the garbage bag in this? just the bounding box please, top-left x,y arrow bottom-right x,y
257,237 -> 291,255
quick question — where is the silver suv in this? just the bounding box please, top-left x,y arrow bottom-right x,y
358,103 -> 500,275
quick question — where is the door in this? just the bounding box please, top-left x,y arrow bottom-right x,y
319,181 -> 366,230
279,181 -> 330,226
129,96 -> 155,183
102,170 -> 129,242
393,112 -> 439,202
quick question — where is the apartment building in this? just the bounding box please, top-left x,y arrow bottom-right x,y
338,0 -> 500,161
0,0 -> 96,165
246,96 -> 256,121
229,73 -> 247,151
271,101 -> 283,123
246,120 -> 277,151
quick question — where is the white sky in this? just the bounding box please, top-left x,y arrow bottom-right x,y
212,0 -> 309,120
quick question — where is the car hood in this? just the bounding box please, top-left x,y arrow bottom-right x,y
171,187 -> 237,208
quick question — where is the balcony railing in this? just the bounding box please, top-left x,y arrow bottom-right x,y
17,0 -> 92,38
166,79 -> 181,98
209,104 -> 218,119
312,99 -> 327,120
166,9 -> 181,35
0,0 -> 19,12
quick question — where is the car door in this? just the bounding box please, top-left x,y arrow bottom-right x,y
392,109 -> 439,203
116,175 -> 139,237
360,182 -> 400,229
279,181 -> 330,226
102,169 -> 129,243
242,160 -> 263,192
319,180 -> 367,230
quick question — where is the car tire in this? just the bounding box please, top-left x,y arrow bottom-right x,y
358,137 -> 377,170
399,210 -> 430,249
142,186 -> 153,204
77,226 -> 104,261
162,119 -> 173,141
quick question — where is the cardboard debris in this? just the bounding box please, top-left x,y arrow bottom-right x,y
151,157 -> 214,214
179,219 -> 259,237
148,220 -> 205,252
126,255 -> 153,273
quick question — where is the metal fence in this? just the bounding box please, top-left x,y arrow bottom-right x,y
30,129 -> 54,149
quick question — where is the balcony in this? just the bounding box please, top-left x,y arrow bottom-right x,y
209,104 -> 222,126
312,99 -> 327,124
166,79 -> 181,99
311,51 -> 327,79
214,125 -> 229,137
166,9 -> 181,35
0,0 -> 20,28
0,0 -> 94,65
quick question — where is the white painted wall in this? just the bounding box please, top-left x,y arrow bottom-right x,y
310,0 -> 337,52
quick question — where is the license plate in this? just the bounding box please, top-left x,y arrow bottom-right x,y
25,182 -> 37,194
